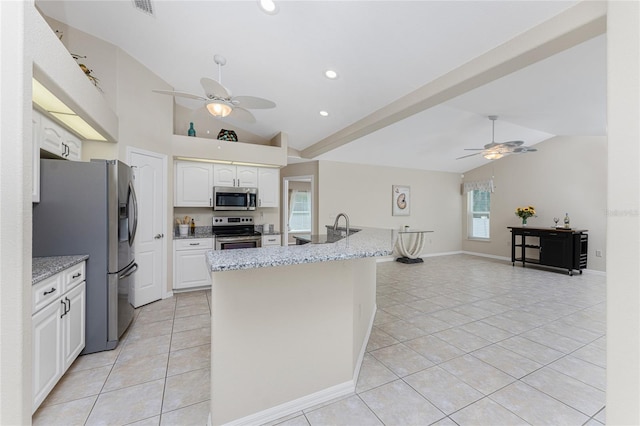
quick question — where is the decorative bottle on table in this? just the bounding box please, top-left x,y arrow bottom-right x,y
564,213 -> 570,229
188,122 -> 196,137
190,218 -> 196,235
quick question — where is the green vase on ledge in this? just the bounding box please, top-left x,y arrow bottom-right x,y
522,218 -> 527,226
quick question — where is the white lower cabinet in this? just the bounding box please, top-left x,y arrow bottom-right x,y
261,234 -> 281,247
174,238 -> 214,290
32,261 -> 86,413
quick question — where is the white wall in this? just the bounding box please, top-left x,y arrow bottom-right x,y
0,2 -> 32,422
606,1 -> 640,422
462,135 -> 607,272
317,160 -> 462,256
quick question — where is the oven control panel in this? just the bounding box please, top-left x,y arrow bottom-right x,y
213,216 -> 254,226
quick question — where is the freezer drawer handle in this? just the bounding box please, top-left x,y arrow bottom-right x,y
72,272 -> 82,279
43,287 -> 57,296
119,263 -> 139,279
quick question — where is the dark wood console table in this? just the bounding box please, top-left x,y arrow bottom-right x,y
508,227 -> 588,275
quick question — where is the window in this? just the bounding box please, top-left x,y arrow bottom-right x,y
468,189 -> 491,239
288,190 -> 311,232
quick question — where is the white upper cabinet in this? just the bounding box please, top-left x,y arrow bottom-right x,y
40,112 -> 65,155
38,111 -> 83,161
213,164 -> 257,188
174,161 -> 214,207
258,168 -> 280,208
236,166 -> 258,187
213,164 -> 236,187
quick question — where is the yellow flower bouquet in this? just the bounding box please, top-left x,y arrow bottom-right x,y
515,206 -> 536,226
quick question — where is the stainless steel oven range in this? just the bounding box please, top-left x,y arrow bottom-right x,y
213,216 -> 262,250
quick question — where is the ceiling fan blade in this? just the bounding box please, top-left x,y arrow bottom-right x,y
200,77 -> 230,99
232,96 -> 276,109
456,152 -> 482,160
512,146 -> 538,153
500,140 -> 525,147
229,107 -> 256,123
464,148 -> 485,151
152,90 -> 206,101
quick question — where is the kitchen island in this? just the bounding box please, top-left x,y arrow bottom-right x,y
205,227 -> 394,426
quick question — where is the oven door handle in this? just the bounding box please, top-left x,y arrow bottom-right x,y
216,236 -> 261,243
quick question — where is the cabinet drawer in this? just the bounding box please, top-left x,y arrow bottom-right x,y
175,238 -> 213,251
33,274 -> 63,314
63,262 -> 86,292
262,235 -> 281,247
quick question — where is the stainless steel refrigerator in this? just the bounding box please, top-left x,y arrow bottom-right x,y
33,159 -> 138,354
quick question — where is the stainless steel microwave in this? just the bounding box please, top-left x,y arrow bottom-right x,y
213,186 -> 257,211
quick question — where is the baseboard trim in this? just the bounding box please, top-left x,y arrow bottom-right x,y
461,251 -> 511,262
462,251 -> 607,276
219,380 -> 355,426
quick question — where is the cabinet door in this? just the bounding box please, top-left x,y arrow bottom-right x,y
258,168 -> 280,208
63,132 -> 82,161
213,164 -> 237,187
32,299 -> 63,412
174,249 -> 212,289
62,282 -> 86,370
236,166 -> 258,187
32,111 -> 41,202
540,234 -> 571,268
40,114 -> 64,157
174,161 -> 214,207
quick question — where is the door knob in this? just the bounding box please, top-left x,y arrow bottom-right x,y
154,233 -> 162,239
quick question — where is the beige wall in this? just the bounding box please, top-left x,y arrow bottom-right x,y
461,135 -> 606,272
317,161 -> 462,256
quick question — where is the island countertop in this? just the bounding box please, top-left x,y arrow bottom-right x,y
205,227 -> 395,272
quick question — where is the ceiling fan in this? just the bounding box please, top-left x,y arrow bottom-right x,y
153,54 -> 275,123
457,115 -> 537,160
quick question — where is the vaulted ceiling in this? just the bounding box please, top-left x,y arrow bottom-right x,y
36,0 -> 606,173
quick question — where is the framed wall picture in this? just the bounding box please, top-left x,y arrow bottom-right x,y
392,185 -> 410,216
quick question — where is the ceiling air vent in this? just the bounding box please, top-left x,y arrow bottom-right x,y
132,0 -> 154,16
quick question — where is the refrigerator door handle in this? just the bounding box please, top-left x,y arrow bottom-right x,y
128,181 -> 138,246
119,262 -> 138,279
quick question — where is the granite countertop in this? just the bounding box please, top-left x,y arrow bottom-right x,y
32,255 -> 89,285
206,227 -> 395,272
173,226 -> 214,240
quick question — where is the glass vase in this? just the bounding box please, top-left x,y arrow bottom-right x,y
522,218 -> 527,227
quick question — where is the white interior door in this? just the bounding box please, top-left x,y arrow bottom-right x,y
129,149 -> 166,307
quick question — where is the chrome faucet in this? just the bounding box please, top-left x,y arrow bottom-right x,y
333,213 -> 350,237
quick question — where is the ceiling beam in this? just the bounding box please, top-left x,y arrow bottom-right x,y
300,1 -> 607,159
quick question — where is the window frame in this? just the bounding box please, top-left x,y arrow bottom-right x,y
467,189 -> 491,240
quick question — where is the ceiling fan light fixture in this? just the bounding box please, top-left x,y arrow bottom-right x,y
483,151 -> 504,160
319,110 -> 329,117
206,101 -> 233,118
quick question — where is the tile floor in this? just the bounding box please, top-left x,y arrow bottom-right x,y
33,254 -> 606,425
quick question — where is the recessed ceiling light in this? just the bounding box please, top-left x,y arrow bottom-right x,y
319,111 -> 329,117
258,0 -> 278,14
324,70 -> 338,79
